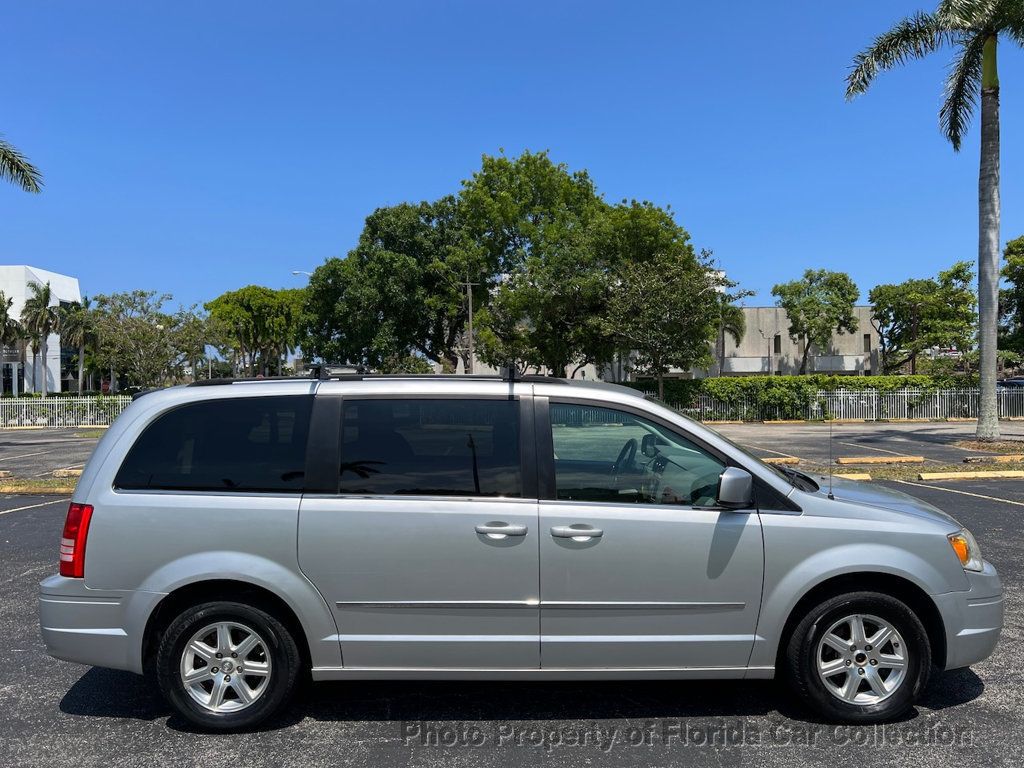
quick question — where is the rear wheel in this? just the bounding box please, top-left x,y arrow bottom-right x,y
784,591 -> 932,723
156,601 -> 301,730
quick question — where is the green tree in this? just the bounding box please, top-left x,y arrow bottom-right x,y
999,235 -> 1024,354
302,197 -> 481,372
606,248 -> 724,399
846,1 -> 1024,438
0,135 -> 42,193
771,270 -> 860,374
20,282 -> 60,396
92,291 -> 180,389
869,262 -> 977,374
206,286 -> 302,376
463,151 -> 606,375
58,297 -> 95,394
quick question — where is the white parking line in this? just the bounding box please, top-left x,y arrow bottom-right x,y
894,479 -> 1024,508
736,442 -> 802,460
0,497 -> 69,516
837,441 -> 907,456
0,450 -> 54,463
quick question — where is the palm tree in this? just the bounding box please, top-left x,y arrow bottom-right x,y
20,282 -> 60,397
0,136 -> 42,193
716,301 -> 746,376
0,292 -> 23,394
59,298 -> 93,395
846,1 -> 1024,440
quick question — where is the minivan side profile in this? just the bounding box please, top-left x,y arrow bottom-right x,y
40,374 -> 1003,730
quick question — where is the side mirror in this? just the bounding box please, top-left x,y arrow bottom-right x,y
717,467 -> 753,509
640,433 -> 665,458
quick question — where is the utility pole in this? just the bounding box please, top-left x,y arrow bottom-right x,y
460,275 -> 480,374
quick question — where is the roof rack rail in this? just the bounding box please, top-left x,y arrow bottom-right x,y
187,371 -> 572,387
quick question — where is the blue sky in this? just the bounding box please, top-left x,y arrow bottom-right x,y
2,0 -> 1021,308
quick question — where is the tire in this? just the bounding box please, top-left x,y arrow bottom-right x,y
784,591 -> 932,723
156,601 -> 302,731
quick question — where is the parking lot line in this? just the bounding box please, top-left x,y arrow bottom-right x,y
734,442 -> 803,461
0,497 -> 68,517
0,450 -> 54,463
894,479 -> 1024,508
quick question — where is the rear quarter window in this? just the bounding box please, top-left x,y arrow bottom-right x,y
114,395 -> 313,493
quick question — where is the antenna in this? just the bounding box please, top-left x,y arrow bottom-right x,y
827,412 -> 835,500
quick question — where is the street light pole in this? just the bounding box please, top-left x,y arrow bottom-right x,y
460,275 -> 480,374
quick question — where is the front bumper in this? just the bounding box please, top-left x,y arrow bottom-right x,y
932,560 -> 1003,670
39,575 -> 161,674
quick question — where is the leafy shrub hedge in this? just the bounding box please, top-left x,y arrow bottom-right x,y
622,374 -> 979,419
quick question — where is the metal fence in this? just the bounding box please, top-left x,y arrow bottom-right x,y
0,396 -> 132,428
666,387 -> 1024,422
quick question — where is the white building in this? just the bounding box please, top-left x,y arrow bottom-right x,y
0,266 -> 82,395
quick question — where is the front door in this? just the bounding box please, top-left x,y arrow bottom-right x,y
538,400 -> 764,670
298,395 -> 540,670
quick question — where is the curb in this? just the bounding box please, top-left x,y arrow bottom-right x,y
918,470 -> 1024,481
963,455 -> 1024,463
835,456 -> 925,465
763,457 -> 799,465
835,473 -> 872,480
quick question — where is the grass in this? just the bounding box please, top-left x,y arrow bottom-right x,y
953,439 -> 1024,453
73,429 -> 107,439
0,477 -> 77,494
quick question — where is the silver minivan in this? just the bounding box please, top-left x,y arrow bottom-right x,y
39,374 -> 1003,730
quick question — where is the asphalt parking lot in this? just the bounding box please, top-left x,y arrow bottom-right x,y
0,428 -> 101,478
0,424 -> 1022,767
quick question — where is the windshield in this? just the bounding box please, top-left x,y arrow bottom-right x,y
642,395 -> 819,491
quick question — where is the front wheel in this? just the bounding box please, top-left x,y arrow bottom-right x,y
784,591 -> 932,723
156,601 -> 302,730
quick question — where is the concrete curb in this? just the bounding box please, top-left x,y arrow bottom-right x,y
762,457 -> 799,465
918,470 -> 1024,481
835,473 -> 872,480
835,456 -> 925,465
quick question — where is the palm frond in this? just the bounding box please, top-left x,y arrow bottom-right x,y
937,0 -> 997,28
0,138 -> 42,193
999,0 -> 1024,44
941,33 -> 986,150
846,11 -> 950,99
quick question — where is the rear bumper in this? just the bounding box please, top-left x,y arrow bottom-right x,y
39,575 -> 161,674
933,560 -> 1003,671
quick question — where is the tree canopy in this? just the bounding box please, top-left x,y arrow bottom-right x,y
870,262 -> 976,374
771,270 -> 860,374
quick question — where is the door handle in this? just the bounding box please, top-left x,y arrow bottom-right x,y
550,524 -> 604,540
475,522 -> 528,539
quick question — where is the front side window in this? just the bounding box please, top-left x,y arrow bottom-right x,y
338,399 -> 521,497
115,395 -> 312,492
550,403 -> 725,506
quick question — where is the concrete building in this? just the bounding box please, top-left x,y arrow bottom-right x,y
700,305 -> 880,378
440,305 -> 881,381
0,266 -> 83,395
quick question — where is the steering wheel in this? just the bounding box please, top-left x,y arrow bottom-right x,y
611,438 -> 638,480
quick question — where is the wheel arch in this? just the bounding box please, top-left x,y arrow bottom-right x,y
773,572 -> 947,673
142,579 -> 313,676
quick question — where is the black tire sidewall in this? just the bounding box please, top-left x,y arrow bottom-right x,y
156,601 -> 300,731
787,591 -> 932,723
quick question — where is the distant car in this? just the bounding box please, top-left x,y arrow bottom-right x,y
40,374 -> 1002,730
998,377 -> 1024,388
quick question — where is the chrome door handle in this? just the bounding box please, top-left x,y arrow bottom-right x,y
475,522 -> 528,538
550,524 -> 604,540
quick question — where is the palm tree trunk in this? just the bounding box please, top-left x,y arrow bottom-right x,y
977,35 -> 1001,440
39,337 -> 48,398
77,345 -> 84,395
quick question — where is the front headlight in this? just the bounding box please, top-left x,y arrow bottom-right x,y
948,528 -> 984,572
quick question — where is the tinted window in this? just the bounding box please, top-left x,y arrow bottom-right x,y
115,396 -> 312,493
551,403 -> 725,506
339,399 -> 521,497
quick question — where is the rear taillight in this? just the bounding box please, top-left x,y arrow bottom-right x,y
59,503 -> 93,578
